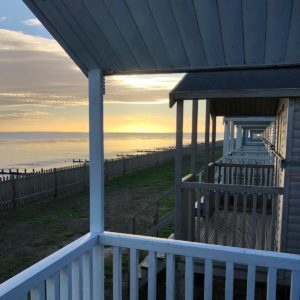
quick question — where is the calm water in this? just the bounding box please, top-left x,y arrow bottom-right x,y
0,132 -> 222,170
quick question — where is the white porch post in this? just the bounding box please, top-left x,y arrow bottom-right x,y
229,121 -> 235,152
190,100 -> 198,175
223,120 -> 229,159
236,126 -> 242,149
88,69 -> 104,300
175,100 -> 184,240
204,100 -> 211,182
89,69 -> 104,233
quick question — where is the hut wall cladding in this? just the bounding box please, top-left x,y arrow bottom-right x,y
285,98 -> 300,254
0,141 -> 222,211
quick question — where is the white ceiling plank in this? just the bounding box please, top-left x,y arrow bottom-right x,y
23,0 -> 88,75
286,0 -> 300,63
23,0 -> 300,75
57,0 -> 122,71
80,0 -> 140,71
243,0 -> 267,65
265,0 -> 293,64
145,0 -> 189,68
125,0 -> 172,69
217,0 -> 244,65
33,0 -> 97,70
169,0 -> 207,67
193,0 -> 225,66
104,0 -> 156,70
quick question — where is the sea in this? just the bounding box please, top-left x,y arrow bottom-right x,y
0,132 -> 223,171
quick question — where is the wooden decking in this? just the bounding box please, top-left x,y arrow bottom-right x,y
197,209 -> 273,250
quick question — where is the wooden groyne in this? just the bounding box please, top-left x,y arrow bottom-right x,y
0,141 -> 222,211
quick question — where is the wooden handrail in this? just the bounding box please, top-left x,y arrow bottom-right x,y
181,182 -> 284,195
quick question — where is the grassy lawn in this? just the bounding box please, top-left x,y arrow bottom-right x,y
0,147 -> 222,284
0,158 -> 185,282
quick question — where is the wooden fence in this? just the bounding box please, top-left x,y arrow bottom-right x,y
0,164 -> 89,211
0,142 -> 222,211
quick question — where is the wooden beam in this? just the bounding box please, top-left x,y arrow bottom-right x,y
175,100 -> 184,239
190,100 -> 198,174
204,100 -> 211,182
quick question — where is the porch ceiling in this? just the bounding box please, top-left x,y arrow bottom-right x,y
24,0 -> 300,76
210,98 -> 279,117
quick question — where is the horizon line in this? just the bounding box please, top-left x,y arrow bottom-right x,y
0,131 -> 225,134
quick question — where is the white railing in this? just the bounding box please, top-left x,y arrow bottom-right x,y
0,233 -> 100,300
1,231 -> 300,300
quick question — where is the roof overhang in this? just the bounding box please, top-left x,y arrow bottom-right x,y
23,0 -> 300,76
170,68 -> 300,107
224,117 -> 275,126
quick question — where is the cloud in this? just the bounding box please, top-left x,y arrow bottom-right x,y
0,29 -> 87,107
0,110 -> 49,120
22,18 -> 42,26
0,29 -> 184,109
0,16 -> 7,22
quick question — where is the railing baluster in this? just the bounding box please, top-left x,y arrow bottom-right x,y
214,191 -> 220,245
59,266 -> 69,300
260,168 -> 263,186
196,191 -> 202,243
270,194 -> 277,251
46,276 -> 55,300
166,254 -> 175,300
239,167 -> 242,185
130,248 -> 138,300
225,262 -> 234,300
148,251 -> 157,300
232,193 -> 238,247
246,265 -> 256,300
92,244 -> 104,300
82,251 -> 91,300
30,287 -> 40,300
223,192 -> 229,246
71,259 -> 80,300
205,191 -> 209,243
251,194 -> 257,249
266,267 -> 277,300
242,193 -> 247,248
204,259 -> 213,300
185,256 -> 194,300
113,247 -> 122,300
290,271 -> 300,300
261,194 -> 267,250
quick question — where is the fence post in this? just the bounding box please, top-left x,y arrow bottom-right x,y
54,168 -> 58,198
123,157 -> 126,176
12,176 -> 16,210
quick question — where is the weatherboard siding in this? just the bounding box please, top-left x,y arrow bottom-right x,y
285,99 -> 300,254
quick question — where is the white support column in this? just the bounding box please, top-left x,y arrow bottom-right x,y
236,126 -> 242,149
89,69 -> 104,233
204,100 -> 211,182
223,120 -> 230,159
190,100 -> 198,175
175,100 -> 184,240
229,121 -> 235,152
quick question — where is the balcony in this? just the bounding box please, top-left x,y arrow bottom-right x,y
1,231 -> 300,299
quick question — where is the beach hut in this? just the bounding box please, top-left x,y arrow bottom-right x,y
1,1 -> 300,299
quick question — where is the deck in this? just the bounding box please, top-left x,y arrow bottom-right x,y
197,210 -> 273,250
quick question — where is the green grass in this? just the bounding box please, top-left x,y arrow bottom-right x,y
0,147 -> 223,283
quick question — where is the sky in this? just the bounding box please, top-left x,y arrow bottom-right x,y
0,0 -> 224,133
